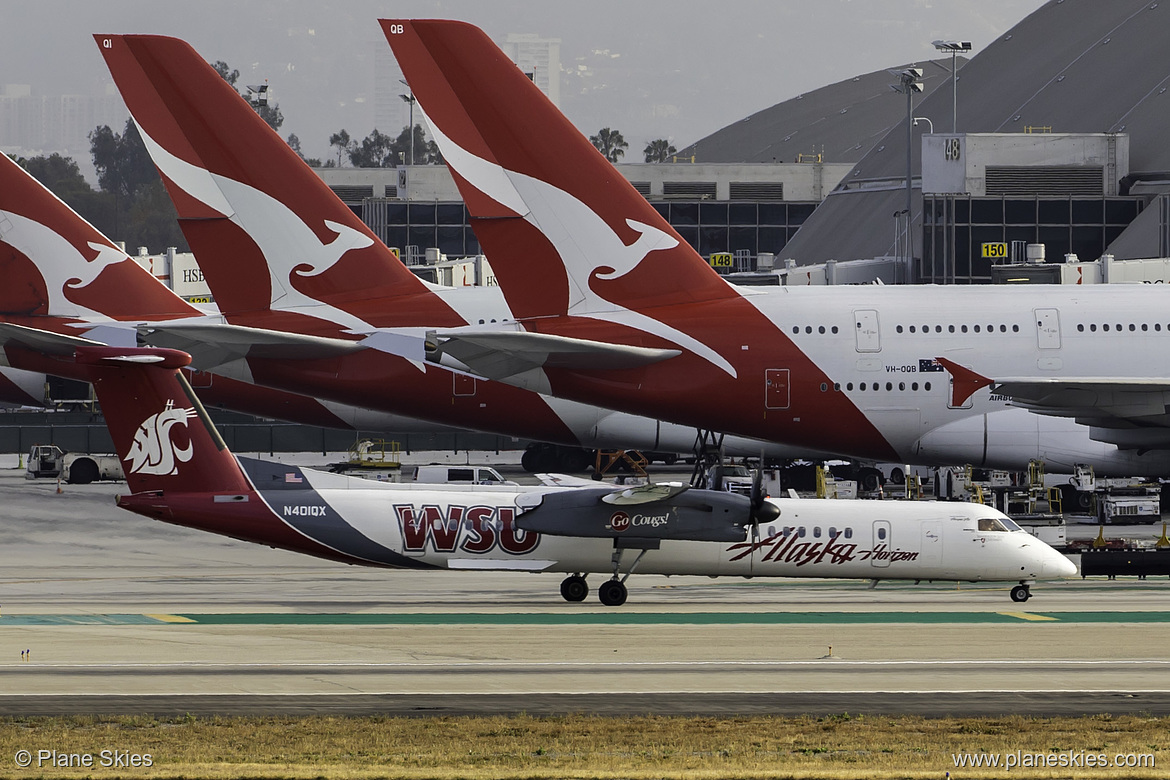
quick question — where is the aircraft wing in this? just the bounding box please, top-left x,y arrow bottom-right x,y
138,322 -> 367,370
601,483 -> 691,505
0,322 -> 105,356
990,378 -> 1170,449
936,358 -> 1170,449
425,328 -> 680,382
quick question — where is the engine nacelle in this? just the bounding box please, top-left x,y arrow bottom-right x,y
516,486 -> 751,543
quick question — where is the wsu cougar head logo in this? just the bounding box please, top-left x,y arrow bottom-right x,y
124,400 -> 200,476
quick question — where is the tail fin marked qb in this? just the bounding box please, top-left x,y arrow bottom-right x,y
381,20 -> 738,322
76,346 -> 250,496
382,20 -> 739,376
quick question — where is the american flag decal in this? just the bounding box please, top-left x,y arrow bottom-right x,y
284,472 -> 303,484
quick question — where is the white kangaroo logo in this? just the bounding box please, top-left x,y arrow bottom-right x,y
422,107 -> 736,377
134,123 -> 374,332
0,210 -> 127,319
124,400 -> 199,476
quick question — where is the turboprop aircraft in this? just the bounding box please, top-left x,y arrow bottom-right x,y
91,33 -> 807,469
73,344 -> 1076,604
380,19 -> 1170,476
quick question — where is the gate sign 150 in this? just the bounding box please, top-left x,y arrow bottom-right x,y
982,242 -> 1008,259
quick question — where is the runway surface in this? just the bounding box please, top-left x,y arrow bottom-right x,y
3,468 -> 1169,716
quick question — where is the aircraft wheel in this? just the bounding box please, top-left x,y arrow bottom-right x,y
559,575 -> 589,602
1010,584 -> 1031,603
598,579 -> 628,607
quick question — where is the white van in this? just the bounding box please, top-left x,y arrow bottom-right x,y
412,465 -> 518,486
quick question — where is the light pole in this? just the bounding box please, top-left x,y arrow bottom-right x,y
399,79 -> 415,165
890,68 -> 923,267
932,40 -> 971,133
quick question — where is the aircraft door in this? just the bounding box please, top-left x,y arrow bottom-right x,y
453,373 -> 477,397
764,369 -> 790,410
871,520 -> 891,568
1034,308 -> 1061,349
854,310 -> 881,352
188,369 -> 213,389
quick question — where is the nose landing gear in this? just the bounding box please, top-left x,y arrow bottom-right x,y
1010,583 -> 1032,602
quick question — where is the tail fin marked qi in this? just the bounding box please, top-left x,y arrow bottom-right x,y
94,34 -> 463,329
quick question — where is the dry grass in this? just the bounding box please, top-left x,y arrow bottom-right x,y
0,713 -> 1164,779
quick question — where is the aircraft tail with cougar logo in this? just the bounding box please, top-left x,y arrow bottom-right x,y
79,345 -> 403,566
78,346 -> 249,496
380,19 -> 740,324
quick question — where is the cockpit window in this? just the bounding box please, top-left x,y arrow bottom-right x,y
976,516 -> 1019,532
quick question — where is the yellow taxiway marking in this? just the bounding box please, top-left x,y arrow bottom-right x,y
144,614 -> 197,623
998,612 -> 1059,622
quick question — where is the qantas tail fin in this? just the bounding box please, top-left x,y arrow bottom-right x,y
94,34 -> 463,329
381,19 -> 738,323
0,152 -> 198,322
77,346 -> 250,495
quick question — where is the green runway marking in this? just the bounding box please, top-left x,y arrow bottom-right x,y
2,611 -> 1169,626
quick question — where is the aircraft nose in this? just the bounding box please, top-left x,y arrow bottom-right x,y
1043,550 -> 1079,579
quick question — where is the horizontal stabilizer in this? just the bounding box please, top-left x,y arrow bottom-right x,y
425,328 -> 680,381
138,321 -> 366,370
0,322 -> 104,356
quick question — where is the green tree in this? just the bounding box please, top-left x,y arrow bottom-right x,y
347,126 -> 442,167
348,129 -> 395,167
329,129 -> 352,166
390,124 -> 441,166
287,133 -> 322,167
643,138 -> 677,163
88,120 -> 186,252
16,153 -> 114,237
90,119 -> 155,201
590,127 -> 628,163
212,60 -> 283,132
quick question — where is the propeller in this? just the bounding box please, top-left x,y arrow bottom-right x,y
748,468 -> 781,541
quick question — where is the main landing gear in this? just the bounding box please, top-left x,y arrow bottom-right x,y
598,579 -> 628,607
557,573 -> 631,606
1010,583 -> 1032,603
559,574 -> 589,602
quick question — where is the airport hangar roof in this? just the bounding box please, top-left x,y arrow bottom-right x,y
715,0 -> 1170,265
685,57 -> 962,165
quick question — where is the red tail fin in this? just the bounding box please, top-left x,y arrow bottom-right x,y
94,34 -> 463,328
77,346 -> 250,495
0,152 -> 198,321
381,19 -> 737,323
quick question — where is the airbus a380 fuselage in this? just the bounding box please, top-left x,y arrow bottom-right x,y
740,283 -> 1170,472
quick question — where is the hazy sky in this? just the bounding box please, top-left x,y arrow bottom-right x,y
2,0 -> 1047,163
